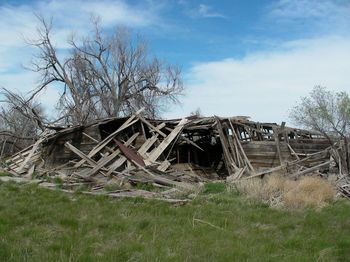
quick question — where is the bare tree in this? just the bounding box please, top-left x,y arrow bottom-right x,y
28,16 -> 183,125
290,86 -> 350,172
190,107 -> 203,117
0,88 -> 45,157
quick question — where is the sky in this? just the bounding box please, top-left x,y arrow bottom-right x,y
0,0 -> 350,124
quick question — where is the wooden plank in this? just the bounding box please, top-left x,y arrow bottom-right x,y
74,109 -> 143,168
84,132 -> 140,177
291,161 -> 331,178
229,120 -> 255,172
84,119 -> 139,158
17,131 -> 48,173
154,122 -> 166,133
5,144 -> 34,164
65,142 -> 99,167
106,156 -> 127,175
216,118 -> 237,174
287,143 -> 300,160
82,132 -> 119,155
273,127 -> 283,165
9,152 -> 41,168
164,127 -> 204,151
225,124 -> 239,166
0,139 -> 7,159
84,148 -> 121,177
82,132 -> 99,143
288,147 -> 330,166
157,160 -> 171,172
244,165 -> 285,179
138,134 -> 159,157
147,118 -> 188,163
131,160 -> 195,191
233,138 -> 243,167
137,115 -> 167,137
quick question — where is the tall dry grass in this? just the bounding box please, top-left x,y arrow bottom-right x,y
232,174 -> 336,209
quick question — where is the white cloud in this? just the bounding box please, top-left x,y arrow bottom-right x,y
82,1 -> 157,27
0,70 -> 61,116
197,4 -> 225,18
267,0 -> 350,34
181,3 -> 226,19
166,36 -> 350,123
269,0 -> 349,19
0,0 -> 160,49
0,0 -> 161,115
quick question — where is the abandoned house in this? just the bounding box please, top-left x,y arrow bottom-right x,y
2,109 -> 350,198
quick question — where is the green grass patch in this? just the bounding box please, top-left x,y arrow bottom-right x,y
134,182 -> 161,192
0,172 -> 11,177
202,182 -> 226,194
0,181 -> 350,261
104,183 -> 122,192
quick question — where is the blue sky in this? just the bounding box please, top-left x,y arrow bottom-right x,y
0,0 -> 350,123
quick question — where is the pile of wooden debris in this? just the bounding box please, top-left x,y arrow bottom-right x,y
2,109 -> 350,201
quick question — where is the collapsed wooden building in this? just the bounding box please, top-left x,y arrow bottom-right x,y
3,109 -> 350,199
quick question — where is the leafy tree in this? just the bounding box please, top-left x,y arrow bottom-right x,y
290,86 -> 350,172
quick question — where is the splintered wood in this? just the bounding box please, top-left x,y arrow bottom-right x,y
3,111 -> 350,201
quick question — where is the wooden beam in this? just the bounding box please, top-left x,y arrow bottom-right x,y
287,143 -> 300,160
138,134 -> 159,157
164,126 -> 204,151
157,160 -> 171,172
74,109 -> 143,168
17,131 -> 48,173
215,118 -> 238,174
131,160 -> 195,191
83,132 -> 140,177
291,161 -> 331,178
229,120 -> 255,172
64,142 -> 108,178
273,127 -> 283,165
147,118 -> 188,163
137,115 -> 167,137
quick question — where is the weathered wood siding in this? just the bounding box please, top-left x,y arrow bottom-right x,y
289,139 -> 330,154
242,139 -> 330,169
43,125 -> 101,167
242,141 -> 292,168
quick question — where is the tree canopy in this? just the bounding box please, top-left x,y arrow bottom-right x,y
290,86 -> 350,172
290,86 -> 350,140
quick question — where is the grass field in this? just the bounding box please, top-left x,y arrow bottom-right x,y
0,180 -> 350,261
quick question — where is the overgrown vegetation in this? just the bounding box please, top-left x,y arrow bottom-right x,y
1,180 -> 350,261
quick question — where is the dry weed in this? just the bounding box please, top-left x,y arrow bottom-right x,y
234,178 -> 265,199
284,176 -> 336,209
234,174 -> 336,209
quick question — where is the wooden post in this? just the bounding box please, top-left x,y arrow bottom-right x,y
215,118 -> 238,174
273,127 -> 283,165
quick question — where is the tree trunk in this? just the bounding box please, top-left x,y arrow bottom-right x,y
345,137 -> 350,175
